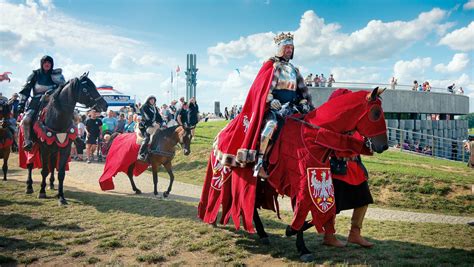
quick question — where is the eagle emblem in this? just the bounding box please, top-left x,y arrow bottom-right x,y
307,167 -> 335,213
211,155 -> 232,190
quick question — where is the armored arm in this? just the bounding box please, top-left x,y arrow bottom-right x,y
267,59 -> 282,110
18,71 -> 36,112
51,68 -> 66,87
154,108 -> 163,126
295,69 -> 314,111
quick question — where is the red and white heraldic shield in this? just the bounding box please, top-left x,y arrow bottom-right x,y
306,167 -> 335,213
210,154 -> 232,191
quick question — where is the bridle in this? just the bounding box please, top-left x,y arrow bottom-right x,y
289,115 -> 374,151
79,79 -> 104,110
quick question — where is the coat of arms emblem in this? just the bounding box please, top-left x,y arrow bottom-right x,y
307,167 -> 335,213
211,156 -> 232,190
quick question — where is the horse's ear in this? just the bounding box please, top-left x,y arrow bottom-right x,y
367,87 -> 379,101
80,72 -> 89,79
377,87 -> 386,96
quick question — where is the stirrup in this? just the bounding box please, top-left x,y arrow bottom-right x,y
137,155 -> 148,162
253,157 -> 263,177
23,140 -> 33,151
253,156 -> 269,178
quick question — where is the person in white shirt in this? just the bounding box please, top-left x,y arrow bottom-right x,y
320,73 -> 327,87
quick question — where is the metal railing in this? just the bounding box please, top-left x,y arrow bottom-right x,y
386,127 -> 470,162
310,81 -> 464,95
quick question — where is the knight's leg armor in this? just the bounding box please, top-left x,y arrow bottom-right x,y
138,131 -> 150,162
253,117 -> 278,177
21,112 -> 34,151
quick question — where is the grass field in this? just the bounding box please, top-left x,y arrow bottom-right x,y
166,120 -> 474,216
1,181 -> 473,266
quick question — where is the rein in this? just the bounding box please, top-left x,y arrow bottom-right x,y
289,115 -> 374,153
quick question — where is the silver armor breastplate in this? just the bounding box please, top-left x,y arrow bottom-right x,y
34,83 -> 55,94
275,62 -> 297,91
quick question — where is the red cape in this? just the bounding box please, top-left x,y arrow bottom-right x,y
198,153 -> 233,225
203,60 -> 275,232
99,133 -> 149,191
214,60 -> 274,166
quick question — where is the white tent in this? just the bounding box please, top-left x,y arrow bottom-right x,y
97,85 -> 135,107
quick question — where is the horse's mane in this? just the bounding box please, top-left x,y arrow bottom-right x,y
48,78 -> 75,108
162,125 -> 180,137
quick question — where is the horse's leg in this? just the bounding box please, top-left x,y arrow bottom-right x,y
296,229 -> 314,262
49,153 -> 56,190
151,161 -> 160,197
285,221 -> 314,237
162,160 -> 173,198
127,163 -> 141,194
2,149 -> 9,181
253,208 -> 270,245
26,163 -> 34,194
57,147 -> 70,205
39,148 -> 50,199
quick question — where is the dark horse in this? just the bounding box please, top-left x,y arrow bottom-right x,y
0,100 -> 13,180
106,125 -> 193,198
26,73 -> 108,205
199,87 -> 389,261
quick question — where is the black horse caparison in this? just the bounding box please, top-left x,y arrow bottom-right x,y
26,73 -> 107,205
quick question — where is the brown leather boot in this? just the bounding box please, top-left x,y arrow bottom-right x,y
348,206 -> 374,248
322,234 -> 345,247
347,226 -> 374,248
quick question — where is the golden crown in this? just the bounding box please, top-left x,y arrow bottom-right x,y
274,32 -> 294,44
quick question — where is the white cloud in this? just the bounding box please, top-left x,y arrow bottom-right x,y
434,53 -> 470,73
439,22 -> 474,51
463,0 -> 474,10
329,66 -> 383,84
0,1 -> 143,61
91,71 -> 165,103
110,52 -> 165,70
393,57 -> 432,84
207,32 -> 275,65
208,8 -> 448,64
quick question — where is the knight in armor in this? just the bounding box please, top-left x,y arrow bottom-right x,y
138,95 -> 163,162
253,32 -> 313,177
18,55 -> 65,151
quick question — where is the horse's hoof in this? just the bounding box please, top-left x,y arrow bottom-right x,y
59,198 -> 68,206
3,178 -> 6,181
163,191 -> 169,198
38,192 -> 47,199
49,185 -> 55,190
259,237 -> 270,245
26,187 -> 34,194
135,189 -> 142,194
300,253 -> 314,262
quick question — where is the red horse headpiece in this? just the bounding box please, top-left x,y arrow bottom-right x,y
306,87 -> 387,138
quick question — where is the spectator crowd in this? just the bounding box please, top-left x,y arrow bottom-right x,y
2,92 -> 199,164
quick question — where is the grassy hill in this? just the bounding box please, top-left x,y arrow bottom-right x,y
169,120 -> 473,216
1,120 -> 473,265
1,181 -> 473,266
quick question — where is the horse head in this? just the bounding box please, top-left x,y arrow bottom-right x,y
307,87 -> 388,153
177,125 -> 193,156
76,72 -> 108,112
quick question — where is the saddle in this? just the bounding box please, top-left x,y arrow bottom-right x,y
134,124 -> 160,144
33,107 -> 77,147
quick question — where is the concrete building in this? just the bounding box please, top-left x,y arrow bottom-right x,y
309,86 -> 470,161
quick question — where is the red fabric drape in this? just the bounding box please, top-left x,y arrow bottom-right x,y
99,133 -> 148,191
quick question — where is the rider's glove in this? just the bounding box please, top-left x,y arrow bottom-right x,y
18,103 -> 25,114
270,99 -> 282,110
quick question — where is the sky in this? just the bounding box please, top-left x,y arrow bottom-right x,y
0,0 -> 473,112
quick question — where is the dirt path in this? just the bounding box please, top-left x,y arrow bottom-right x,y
5,154 -> 473,225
